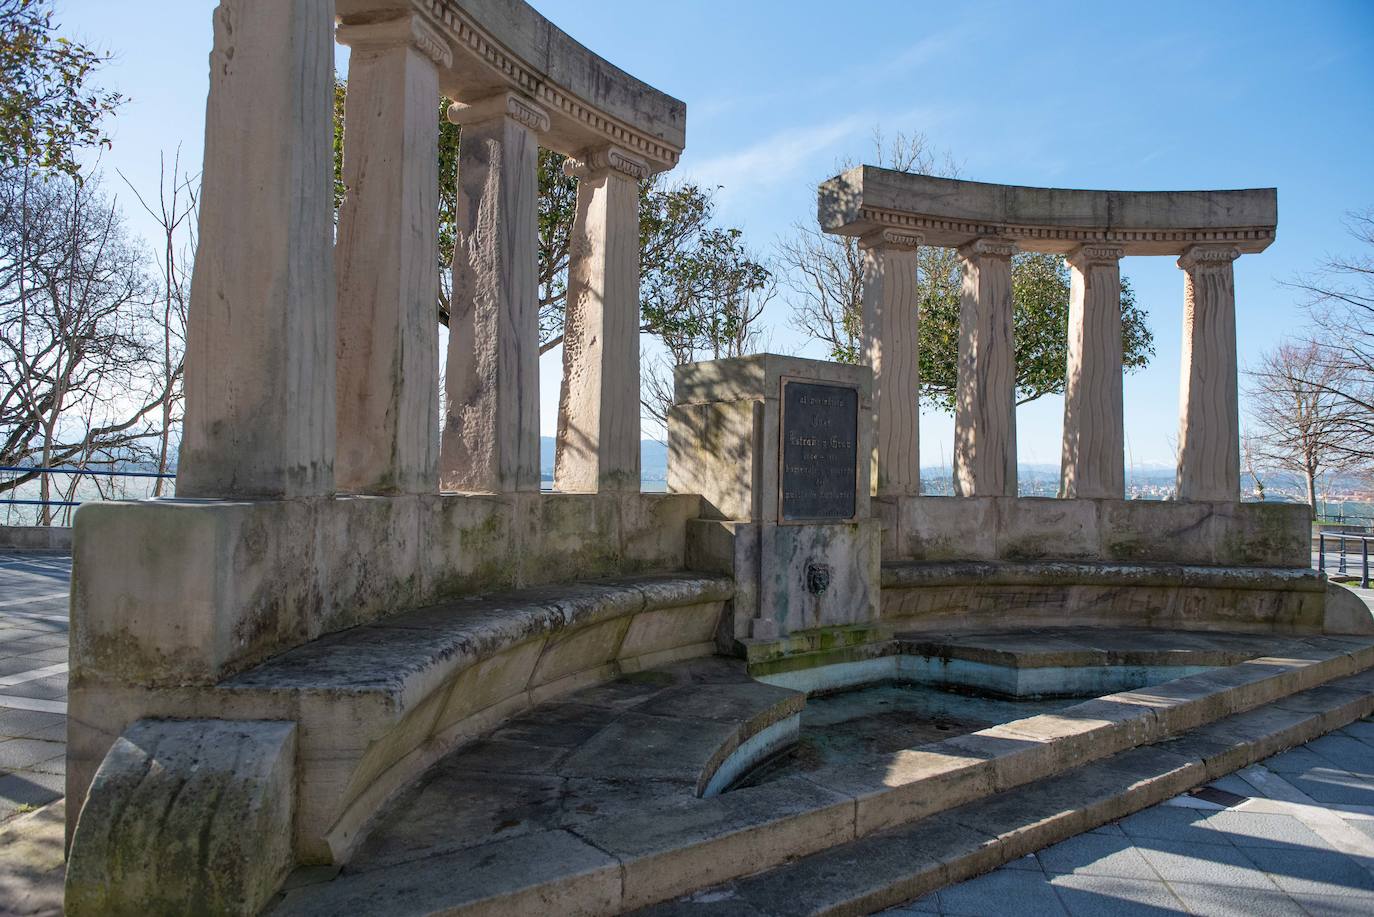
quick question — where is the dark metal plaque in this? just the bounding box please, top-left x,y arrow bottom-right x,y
780,380 -> 858,522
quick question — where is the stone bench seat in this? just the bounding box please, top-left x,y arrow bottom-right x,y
219,571 -> 735,864
880,560 -> 1334,634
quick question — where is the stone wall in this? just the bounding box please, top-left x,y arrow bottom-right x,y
70,492 -> 701,688
0,525 -> 72,552
875,496 -> 1310,568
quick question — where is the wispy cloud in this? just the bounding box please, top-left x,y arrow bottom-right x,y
678,114 -> 871,201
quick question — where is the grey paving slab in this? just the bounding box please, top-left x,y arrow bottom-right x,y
1166,880 -> 1306,916
1238,846 -> 1374,897
1199,810 -> 1337,851
1134,838 -> 1281,890
1047,874 -> 1186,916
937,868 -> 1068,916
1117,807 -> 1232,847
1036,834 -> 1158,880
1288,890 -> 1374,915
0,739 -> 64,771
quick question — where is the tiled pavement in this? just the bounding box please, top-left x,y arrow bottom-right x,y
0,552 -> 70,824
4,551 -> 1374,915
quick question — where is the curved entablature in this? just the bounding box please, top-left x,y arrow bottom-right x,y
819,166 -> 1277,256
337,0 -> 686,171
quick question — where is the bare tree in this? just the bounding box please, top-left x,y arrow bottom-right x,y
1285,208 -> 1374,465
1244,341 -> 1362,518
0,165 -> 170,520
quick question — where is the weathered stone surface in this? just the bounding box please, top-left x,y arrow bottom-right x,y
861,230 -> 922,496
334,17 -> 443,495
179,0 -> 336,499
555,149 -> 644,493
954,239 -> 1017,497
758,520 -> 880,635
1325,582 -> 1374,634
1061,245 -> 1125,499
66,719 -> 296,917
1177,244 -> 1242,502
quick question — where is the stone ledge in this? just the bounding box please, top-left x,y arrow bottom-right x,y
881,560 -> 1324,591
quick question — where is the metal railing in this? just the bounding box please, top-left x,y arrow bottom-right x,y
1317,529 -> 1372,589
0,466 -> 177,525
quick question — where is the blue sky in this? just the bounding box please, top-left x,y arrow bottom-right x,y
64,0 -> 1374,469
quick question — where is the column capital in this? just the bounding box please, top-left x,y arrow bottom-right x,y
1177,243 -> 1240,271
562,145 -> 650,182
958,237 -> 1016,260
859,228 -> 923,251
447,91 -> 550,133
335,14 -> 452,68
1066,243 -> 1124,269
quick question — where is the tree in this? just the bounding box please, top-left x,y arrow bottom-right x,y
781,130 -> 1154,410
0,166 -> 174,519
1285,209 -> 1374,466
1244,341 -> 1362,518
0,0 -> 122,178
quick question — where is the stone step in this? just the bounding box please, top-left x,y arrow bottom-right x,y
639,668 -> 1374,916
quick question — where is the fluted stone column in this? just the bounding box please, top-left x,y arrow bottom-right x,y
1060,244 -> 1125,499
440,92 -> 547,493
180,0 -> 337,499
953,238 -> 1017,497
1177,244 -> 1241,502
554,147 -> 648,493
334,16 -> 447,494
860,229 -> 922,496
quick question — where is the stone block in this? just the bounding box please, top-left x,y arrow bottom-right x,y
898,496 -> 997,561
619,602 -> 724,660
66,719 -> 296,916
995,496 -> 1099,561
810,746 -> 996,837
758,520 -> 879,636
667,400 -> 762,520
529,618 -> 632,688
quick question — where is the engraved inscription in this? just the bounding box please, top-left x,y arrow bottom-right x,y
781,381 -> 858,522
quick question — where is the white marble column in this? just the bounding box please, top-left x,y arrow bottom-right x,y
1176,244 -> 1241,502
180,0 -> 336,499
953,238 -> 1017,497
1060,244 -> 1125,499
440,92 -> 547,493
334,17 -> 447,494
860,229 -> 922,496
554,147 -> 648,493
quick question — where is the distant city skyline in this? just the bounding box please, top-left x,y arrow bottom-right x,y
61,0 -> 1374,467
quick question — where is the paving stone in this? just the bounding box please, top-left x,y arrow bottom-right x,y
1199,810 -> 1335,851
1036,833 -> 1158,880
1117,807 -> 1231,847
1290,770 -> 1374,807
1239,846 -> 1374,897
1263,746 -> 1332,775
1005,853 -> 1043,871
560,711 -> 741,786
1288,890 -> 1374,914
1166,880 -> 1305,916
1306,734 -> 1374,776
0,738 -> 64,770
0,771 -> 63,812
1337,720 -> 1374,744
0,708 -> 63,740
1048,874 -> 1187,916
887,893 -> 940,914
937,867 -> 1068,916
1135,838 -> 1280,890
1202,774 -> 1257,798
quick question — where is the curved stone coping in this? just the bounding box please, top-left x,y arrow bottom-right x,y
820,166 -> 1276,255
219,572 -> 734,863
338,0 -> 686,169
270,638 -> 1374,915
881,560 -> 1324,592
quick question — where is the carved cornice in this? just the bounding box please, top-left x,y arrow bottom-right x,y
447,91 -> 550,133
417,0 -> 682,169
336,15 -> 453,68
1067,243 -> 1124,268
562,145 -> 651,182
958,238 -> 1016,259
1178,244 -> 1241,270
859,228 -> 923,251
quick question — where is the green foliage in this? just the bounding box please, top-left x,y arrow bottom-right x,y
914,251 -> 1154,411
0,0 -> 122,177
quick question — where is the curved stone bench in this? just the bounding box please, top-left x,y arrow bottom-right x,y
881,560 -> 1333,634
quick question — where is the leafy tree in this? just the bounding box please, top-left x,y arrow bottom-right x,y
0,0 -> 122,177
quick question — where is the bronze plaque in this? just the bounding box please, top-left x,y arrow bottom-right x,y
780,380 -> 858,522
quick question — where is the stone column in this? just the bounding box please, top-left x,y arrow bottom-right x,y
334,16 -> 448,494
554,147 -> 649,493
953,239 -> 1017,497
179,0 -> 337,499
1176,244 -> 1241,501
860,229 -> 922,496
1060,244 -> 1125,499
440,92 -> 548,493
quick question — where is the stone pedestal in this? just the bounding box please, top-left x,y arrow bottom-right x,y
953,239 -> 1017,497
440,92 -> 547,493
1177,245 -> 1241,502
668,354 -> 879,645
1061,244 -> 1125,499
179,0 -> 337,499
861,229 -> 922,497
334,17 -> 447,494
555,146 -> 648,493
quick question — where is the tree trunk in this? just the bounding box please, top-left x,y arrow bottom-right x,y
1306,467 -> 1318,521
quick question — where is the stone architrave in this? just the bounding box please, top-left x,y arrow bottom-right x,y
334,16 -> 449,494
1177,244 -> 1242,502
554,147 -> 649,493
440,92 -> 548,493
953,238 -> 1017,497
860,229 -> 922,497
179,0 -> 337,499
1061,244 -> 1125,499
